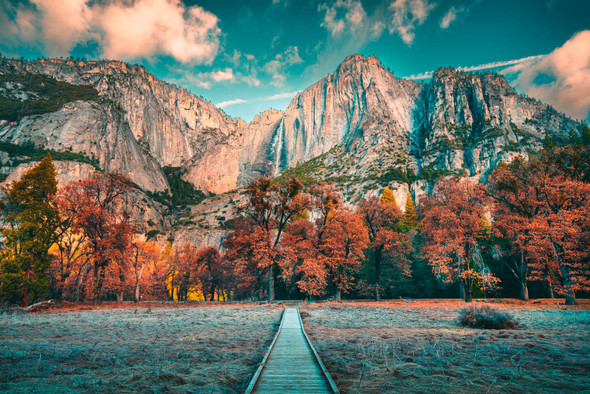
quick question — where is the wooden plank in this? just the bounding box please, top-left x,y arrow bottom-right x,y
247,307 -> 338,394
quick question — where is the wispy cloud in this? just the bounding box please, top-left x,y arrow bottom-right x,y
389,0 -> 436,45
0,0 -> 221,64
216,90 -> 300,109
319,0 -> 367,37
217,98 -> 246,109
265,91 -> 300,100
404,54 -> 547,80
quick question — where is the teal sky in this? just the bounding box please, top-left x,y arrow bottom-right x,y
1,0 -> 589,122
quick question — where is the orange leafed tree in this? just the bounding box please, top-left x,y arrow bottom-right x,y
488,149 -> 590,305
194,246 -> 226,301
236,177 -> 309,300
358,197 -> 412,300
420,179 -> 498,302
56,173 -> 133,305
281,184 -> 368,301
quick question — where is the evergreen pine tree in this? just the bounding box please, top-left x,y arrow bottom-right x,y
380,186 -> 397,206
0,154 -> 60,306
401,192 -> 418,232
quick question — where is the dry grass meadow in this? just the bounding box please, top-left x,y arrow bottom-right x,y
0,303 -> 282,393
300,300 -> 590,394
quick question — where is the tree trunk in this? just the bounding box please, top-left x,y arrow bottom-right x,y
374,248 -> 382,301
335,288 -> 342,302
134,282 -> 141,303
116,292 -> 124,303
520,279 -> 529,301
461,279 -> 472,302
565,295 -> 577,305
268,266 -> 275,302
459,280 -> 466,301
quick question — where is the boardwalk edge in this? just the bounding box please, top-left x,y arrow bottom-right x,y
244,308 -> 286,394
298,308 -> 340,394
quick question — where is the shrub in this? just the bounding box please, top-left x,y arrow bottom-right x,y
458,305 -> 520,329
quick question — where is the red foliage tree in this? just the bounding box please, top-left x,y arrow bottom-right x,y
194,246 -> 226,301
56,173 -> 133,304
130,239 -> 160,302
420,179 -> 498,302
223,218 -> 274,300
281,184 -> 368,301
488,150 -> 590,305
358,197 -> 412,300
235,177 -> 309,300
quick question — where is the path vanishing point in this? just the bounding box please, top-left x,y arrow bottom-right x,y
246,307 -> 339,393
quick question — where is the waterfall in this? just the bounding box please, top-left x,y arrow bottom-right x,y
271,118 -> 285,176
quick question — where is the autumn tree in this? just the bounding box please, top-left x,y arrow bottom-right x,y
487,150 -> 590,305
224,218 -> 272,299
358,196 -> 412,300
380,186 -> 397,205
238,177 -> 309,301
401,192 -> 418,233
130,238 -> 160,302
0,155 -> 60,306
57,173 -> 133,305
194,247 -> 225,301
281,184 -> 368,301
280,219 -> 327,299
321,210 -> 369,301
420,179 -> 498,302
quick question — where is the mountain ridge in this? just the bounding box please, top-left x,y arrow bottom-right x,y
0,54 -> 585,202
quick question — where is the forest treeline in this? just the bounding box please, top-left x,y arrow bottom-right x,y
0,132 -> 589,306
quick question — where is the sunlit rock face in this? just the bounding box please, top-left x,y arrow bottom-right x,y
0,57 -> 240,193
262,55 -> 583,208
0,55 -> 583,199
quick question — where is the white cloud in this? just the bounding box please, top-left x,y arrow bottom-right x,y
404,54 -> 547,80
319,0 -> 367,37
0,0 -> 221,64
440,6 -> 460,29
264,46 -> 303,87
209,68 -> 235,82
389,0 -> 435,45
503,30 -> 590,121
217,98 -> 247,108
265,91 -> 300,100
215,90 -> 299,110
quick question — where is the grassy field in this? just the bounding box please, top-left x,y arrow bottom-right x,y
0,303 -> 282,393
300,300 -> 590,394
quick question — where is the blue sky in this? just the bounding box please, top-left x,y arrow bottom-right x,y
1,0 -> 589,122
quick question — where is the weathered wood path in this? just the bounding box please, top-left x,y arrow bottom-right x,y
246,307 -> 339,393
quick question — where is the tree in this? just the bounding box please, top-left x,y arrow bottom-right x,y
224,218 -> 273,299
321,210 -> 369,301
0,155 -> 60,306
401,192 -> 418,232
281,219 -> 327,299
358,198 -> 412,300
194,247 -> 225,301
130,238 -> 160,302
238,177 -> 309,301
420,179 -> 498,302
487,150 -> 590,305
56,173 -> 133,304
380,187 -> 397,206
280,184 -> 368,301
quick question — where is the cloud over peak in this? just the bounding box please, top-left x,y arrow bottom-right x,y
0,0 -> 221,64
389,0 -> 435,45
504,30 -> 590,121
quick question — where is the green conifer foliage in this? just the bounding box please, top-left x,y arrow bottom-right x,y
0,154 -> 60,305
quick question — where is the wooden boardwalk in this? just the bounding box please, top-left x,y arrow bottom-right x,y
246,308 -> 339,393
